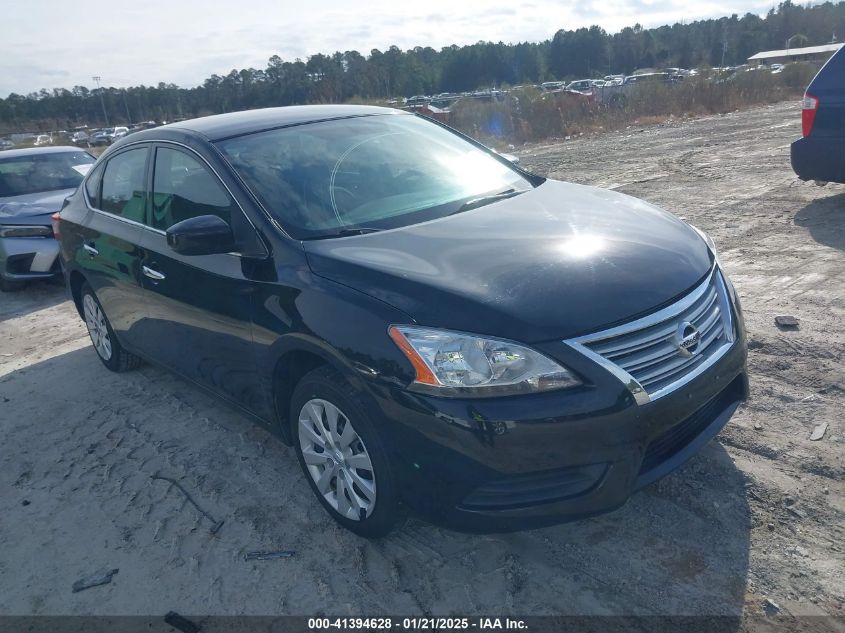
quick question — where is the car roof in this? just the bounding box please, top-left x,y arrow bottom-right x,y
159,104 -> 407,141
0,146 -> 87,159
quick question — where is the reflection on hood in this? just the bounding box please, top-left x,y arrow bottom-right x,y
0,189 -> 75,220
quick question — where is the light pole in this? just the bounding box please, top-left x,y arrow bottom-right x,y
92,76 -> 109,126
785,34 -> 807,54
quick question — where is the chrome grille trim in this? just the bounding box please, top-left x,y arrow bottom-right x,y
565,268 -> 735,404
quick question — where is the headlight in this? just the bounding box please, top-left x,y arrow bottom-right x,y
0,225 -> 52,238
690,224 -> 722,269
389,325 -> 581,397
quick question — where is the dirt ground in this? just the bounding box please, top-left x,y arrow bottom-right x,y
0,100 -> 843,626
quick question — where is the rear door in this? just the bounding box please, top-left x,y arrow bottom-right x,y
76,145 -> 150,349
135,143 -> 263,409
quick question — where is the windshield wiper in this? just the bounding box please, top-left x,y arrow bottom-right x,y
307,227 -> 383,240
454,188 -> 525,213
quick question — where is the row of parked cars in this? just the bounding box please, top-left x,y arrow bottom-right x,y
399,62 -> 806,113
397,70 -> 699,112
0,122 -> 162,154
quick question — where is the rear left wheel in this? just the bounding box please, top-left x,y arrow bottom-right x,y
81,283 -> 142,372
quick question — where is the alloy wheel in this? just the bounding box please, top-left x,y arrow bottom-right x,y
83,294 -> 113,361
298,398 -> 377,521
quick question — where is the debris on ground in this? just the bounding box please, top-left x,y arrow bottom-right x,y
764,598 -> 781,615
151,474 -> 224,534
787,506 -> 807,519
244,550 -> 295,561
810,422 -> 828,441
164,611 -> 201,633
775,315 -> 799,329
72,568 -> 119,593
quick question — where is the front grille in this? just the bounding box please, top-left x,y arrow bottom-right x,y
639,375 -> 744,475
570,269 -> 734,401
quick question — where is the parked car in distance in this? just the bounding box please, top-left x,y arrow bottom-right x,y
791,45 -> 845,184
70,131 -> 90,147
87,128 -> 114,146
405,95 -> 430,106
0,139 -> 14,151
624,72 -> 673,84
540,81 -> 564,92
58,105 -> 747,537
88,126 -> 129,147
0,146 -> 95,291
34,134 -> 52,146
565,79 -> 599,92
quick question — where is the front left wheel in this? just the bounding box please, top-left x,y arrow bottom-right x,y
290,366 -> 401,538
81,283 -> 142,372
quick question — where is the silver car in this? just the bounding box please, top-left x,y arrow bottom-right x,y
0,146 -> 95,291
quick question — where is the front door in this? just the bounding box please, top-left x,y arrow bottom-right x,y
136,145 -> 261,409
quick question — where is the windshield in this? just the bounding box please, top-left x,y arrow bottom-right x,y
0,151 -> 95,197
217,114 -> 533,239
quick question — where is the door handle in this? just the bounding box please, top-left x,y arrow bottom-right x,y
142,265 -> 166,281
83,243 -> 98,257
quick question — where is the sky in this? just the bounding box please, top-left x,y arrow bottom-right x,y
2,0 -> 778,97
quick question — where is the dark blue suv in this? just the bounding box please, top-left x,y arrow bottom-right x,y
791,45 -> 845,183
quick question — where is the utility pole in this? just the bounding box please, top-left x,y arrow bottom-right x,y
92,76 -> 109,126
121,89 -> 132,125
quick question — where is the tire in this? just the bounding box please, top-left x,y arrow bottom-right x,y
80,282 -> 142,372
290,366 -> 401,537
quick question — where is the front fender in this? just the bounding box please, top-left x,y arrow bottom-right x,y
250,271 -> 418,438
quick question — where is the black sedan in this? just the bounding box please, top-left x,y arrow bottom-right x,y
57,105 -> 747,536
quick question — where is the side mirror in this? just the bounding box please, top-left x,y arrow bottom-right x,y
166,215 -> 235,256
499,152 -> 520,165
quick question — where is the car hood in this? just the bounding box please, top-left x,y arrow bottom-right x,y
0,189 -> 74,225
303,180 -> 713,342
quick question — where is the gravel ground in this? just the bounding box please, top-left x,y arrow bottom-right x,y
0,100 -> 843,627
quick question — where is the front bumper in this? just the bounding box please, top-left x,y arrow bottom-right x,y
791,136 -> 845,184
368,300 -> 747,531
0,236 -> 61,281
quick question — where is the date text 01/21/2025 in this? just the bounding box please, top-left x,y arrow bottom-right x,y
307,617 -> 529,630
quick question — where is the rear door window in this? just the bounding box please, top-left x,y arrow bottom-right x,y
84,163 -> 104,205
150,147 -> 235,231
100,148 -> 148,223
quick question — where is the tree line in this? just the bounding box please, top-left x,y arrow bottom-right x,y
1,0 -> 842,133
